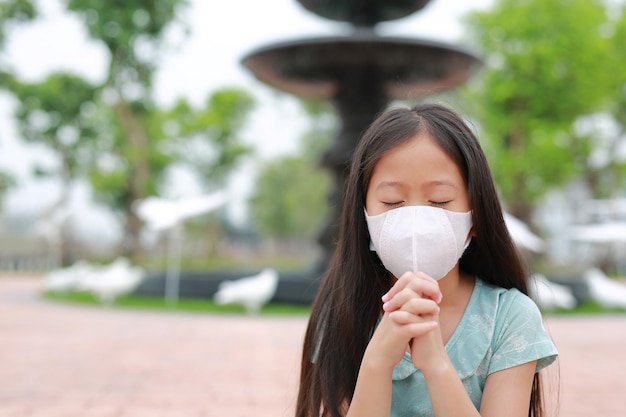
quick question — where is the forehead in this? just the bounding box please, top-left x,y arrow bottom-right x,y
370,134 -> 463,180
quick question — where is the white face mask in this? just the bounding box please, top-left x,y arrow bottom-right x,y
365,205 -> 473,280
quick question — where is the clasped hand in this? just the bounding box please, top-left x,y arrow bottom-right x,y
365,271 -> 445,372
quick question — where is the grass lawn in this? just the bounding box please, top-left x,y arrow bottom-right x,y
42,291 -> 312,316
542,300 -> 626,316
42,291 -> 626,317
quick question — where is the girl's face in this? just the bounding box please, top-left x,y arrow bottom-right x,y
365,133 -> 470,216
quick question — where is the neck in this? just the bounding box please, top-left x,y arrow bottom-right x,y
438,269 -> 474,309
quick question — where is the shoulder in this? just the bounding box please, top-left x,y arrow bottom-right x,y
475,279 -> 545,341
475,280 -> 558,374
475,279 -> 540,318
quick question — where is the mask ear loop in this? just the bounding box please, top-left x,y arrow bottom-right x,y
460,211 -> 474,252
462,235 -> 473,251
364,208 -> 377,251
411,207 -> 419,274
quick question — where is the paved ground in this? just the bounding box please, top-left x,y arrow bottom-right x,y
1,276 -> 625,417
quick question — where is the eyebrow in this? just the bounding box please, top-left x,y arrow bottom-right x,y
375,180 -> 458,190
375,181 -> 402,191
427,180 -> 458,189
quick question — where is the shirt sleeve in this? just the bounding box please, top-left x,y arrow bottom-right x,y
488,289 -> 558,375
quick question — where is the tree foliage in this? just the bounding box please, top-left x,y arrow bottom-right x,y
158,88 -> 255,186
60,0 -> 191,254
251,154 -> 330,240
250,100 -> 333,242
0,171 -> 16,211
592,2 -> 626,198
0,0 -> 36,208
55,0 -> 255,256
65,0 -> 186,88
8,73 -> 98,263
0,0 -> 36,48
462,0 -> 617,220
1,1 -> 256,260
88,87 -> 255,212
12,73 -> 99,166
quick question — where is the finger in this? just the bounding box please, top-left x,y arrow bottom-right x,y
381,270 -> 414,303
388,311 -> 439,336
393,271 -> 440,298
383,287 -> 435,313
383,273 -> 441,305
414,271 -> 439,285
410,272 -> 442,302
385,297 -> 439,317
389,309 -> 437,324
401,297 -> 440,316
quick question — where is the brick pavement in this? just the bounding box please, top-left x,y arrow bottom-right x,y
1,276 -> 625,417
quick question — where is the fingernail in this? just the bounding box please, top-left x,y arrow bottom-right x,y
382,293 -> 390,302
382,302 -> 390,311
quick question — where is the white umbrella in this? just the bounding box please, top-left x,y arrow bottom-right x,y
135,191 -> 229,231
503,212 -> 544,253
584,268 -> 626,309
566,221 -> 626,243
529,273 -> 577,311
565,222 -> 626,276
134,191 -> 228,304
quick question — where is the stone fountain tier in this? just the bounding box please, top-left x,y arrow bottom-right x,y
242,31 -> 482,274
241,33 -> 482,100
297,0 -> 431,26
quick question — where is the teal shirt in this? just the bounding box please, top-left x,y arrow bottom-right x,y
390,279 -> 558,416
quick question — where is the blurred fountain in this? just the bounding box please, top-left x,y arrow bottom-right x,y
242,0 -> 482,273
133,1 -> 482,304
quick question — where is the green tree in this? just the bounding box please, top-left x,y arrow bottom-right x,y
250,100 -> 333,253
251,155 -> 329,240
157,89 -> 255,187
588,3 -> 626,199
62,0 -> 189,255
61,1 -> 255,257
462,0 -> 614,221
88,87 -> 255,258
9,73 -> 99,263
0,0 -> 36,88
0,172 -> 16,211
0,0 -> 36,208
0,0 -> 36,50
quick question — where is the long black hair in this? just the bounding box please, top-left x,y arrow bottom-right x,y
296,103 -> 544,417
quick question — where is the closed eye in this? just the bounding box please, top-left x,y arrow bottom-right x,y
430,200 -> 451,207
382,201 -> 403,207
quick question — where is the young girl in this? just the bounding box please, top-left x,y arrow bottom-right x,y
296,103 -> 558,417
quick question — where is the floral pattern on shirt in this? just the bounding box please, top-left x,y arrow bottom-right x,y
390,279 -> 558,417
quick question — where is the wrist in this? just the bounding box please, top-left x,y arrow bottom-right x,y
361,349 -> 398,376
420,356 -> 455,380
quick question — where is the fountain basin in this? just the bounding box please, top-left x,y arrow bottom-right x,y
242,33 -> 482,100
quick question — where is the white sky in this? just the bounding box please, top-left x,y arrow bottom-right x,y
0,0 -> 493,239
